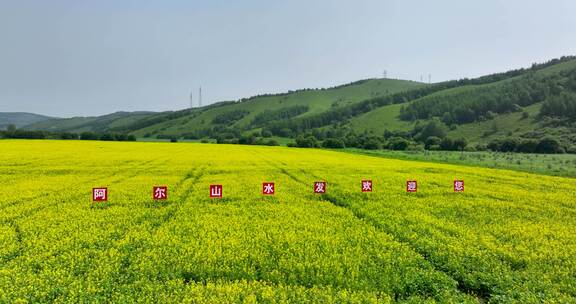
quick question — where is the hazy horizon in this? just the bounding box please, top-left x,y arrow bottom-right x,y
1,0 -> 575,118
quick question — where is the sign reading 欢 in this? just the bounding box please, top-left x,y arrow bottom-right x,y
153,186 -> 168,200
314,181 -> 326,194
92,187 -> 108,202
454,180 -> 464,192
406,181 -> 417,193
362,180 -> 372,192
262,182 -> 275,195
210,185 -> 223,198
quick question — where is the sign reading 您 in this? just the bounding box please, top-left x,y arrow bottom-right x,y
454,180 -> 464,192
153,186 -> 168,200
92,187 -> 108,202
210,185 -> 223,198
314,181 -> 326,194
406,181 -> 417,193
262,182 -> 275,195
362,180 -> 372,192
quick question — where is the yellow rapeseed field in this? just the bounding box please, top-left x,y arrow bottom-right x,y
0,140 -> 575,303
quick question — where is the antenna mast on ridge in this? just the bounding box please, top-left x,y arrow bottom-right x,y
199,86 -> 202,107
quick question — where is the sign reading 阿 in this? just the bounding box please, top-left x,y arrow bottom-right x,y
210,185 -> 223,198
153,186 -> 168,200
406,181 -> 417,193
92,187 -> 108,202
314,181 -> 326,194
262,182 -> 275,195
454,180 -> 464,192
362,180 -> 372,192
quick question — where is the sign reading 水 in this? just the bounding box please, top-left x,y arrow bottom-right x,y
314,181 -> 326,194
262,182 -> 275,195
406,181 -> 417,193
153,186 -> 168,200
210,185 -> 223,198
362,180 -> 372,192
92,187 -> 108,202
454,180 -> 464,192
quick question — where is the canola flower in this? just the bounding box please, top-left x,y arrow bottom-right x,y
0,140 -> 575,303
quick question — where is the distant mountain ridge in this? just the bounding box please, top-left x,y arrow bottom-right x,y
0,112 -> 56,129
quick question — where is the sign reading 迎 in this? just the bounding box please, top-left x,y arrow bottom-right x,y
454,180 -> 464,192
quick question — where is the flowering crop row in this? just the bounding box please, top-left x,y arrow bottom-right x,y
0,140 -> 574,303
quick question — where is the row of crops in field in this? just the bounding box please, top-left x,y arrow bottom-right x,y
1,140 -> 575,303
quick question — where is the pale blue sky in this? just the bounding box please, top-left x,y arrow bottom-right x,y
1,0 -> 575,117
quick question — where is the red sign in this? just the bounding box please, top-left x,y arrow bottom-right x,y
314,181 -> 326,194
406,181 -> 417,193
153,186 -> 168,200
92,187 -> 108,201
210,185 -> 222,198
362,180 -> 372,192
454,180 -> 464,192
262,182 -> 275,195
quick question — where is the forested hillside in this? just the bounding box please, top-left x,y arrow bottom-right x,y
13,56 -> 576,154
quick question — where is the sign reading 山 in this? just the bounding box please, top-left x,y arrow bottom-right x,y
454,180 -> 464,192
153,186 -> 168,200
314,181 -> 326,194
92,187 -> 108,202
262,182 -> 275,195
210,184 -> 223,198
406,180 -> 417,193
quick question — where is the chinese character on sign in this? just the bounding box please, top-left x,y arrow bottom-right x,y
406,181 -> 417,193
362,180 -> 372,192
314,181 -> 326,194
262,182 -> 275,195
92,188 -> 108,202
153,186 -> 168,200
210,185 -> 222,198
454,180 -> 464,192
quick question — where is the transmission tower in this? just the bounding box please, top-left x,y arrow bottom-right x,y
199,86 -> 202,107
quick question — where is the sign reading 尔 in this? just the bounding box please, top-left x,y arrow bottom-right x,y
153,186 -> 168,200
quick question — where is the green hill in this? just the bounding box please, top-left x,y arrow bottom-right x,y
129,78 -> 424,138
20,56 -> 576,153
25,78 -> 424,137
25,111 -> 157,133
339,57 -> 576,150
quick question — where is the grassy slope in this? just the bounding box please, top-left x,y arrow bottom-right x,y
347,59 -> 576,139
447,103 -> 542,144
131,79 -> 424,137
343,148 -> 576,178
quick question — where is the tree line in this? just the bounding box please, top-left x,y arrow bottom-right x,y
0,125 -> 136,142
